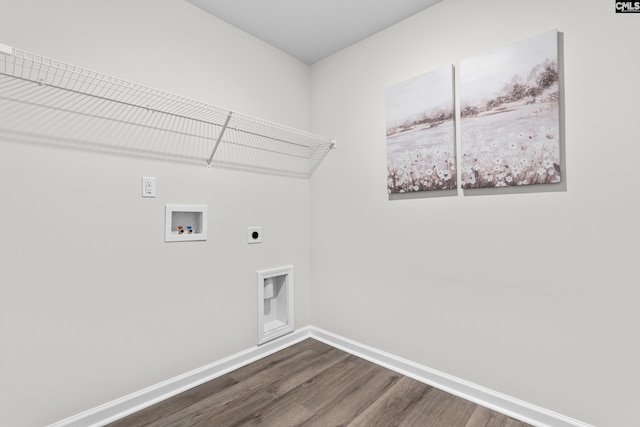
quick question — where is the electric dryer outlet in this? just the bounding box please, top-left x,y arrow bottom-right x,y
248,226 -> 262,244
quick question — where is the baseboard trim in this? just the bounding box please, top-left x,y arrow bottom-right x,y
49,325 -> 592,427
307,327 -> 593,427
48,327 -> 313,427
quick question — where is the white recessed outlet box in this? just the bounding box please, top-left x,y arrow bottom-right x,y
248,226 -> 262,244
257,266 -> 294,345
165,204 -> 207,242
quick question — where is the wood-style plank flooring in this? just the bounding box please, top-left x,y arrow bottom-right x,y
108,339 -> 532,427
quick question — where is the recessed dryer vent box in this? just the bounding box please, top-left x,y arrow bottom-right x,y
165,204 -> 207,242
257,266 -> 294,345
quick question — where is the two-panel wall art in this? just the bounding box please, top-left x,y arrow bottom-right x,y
386,30 -> 561,194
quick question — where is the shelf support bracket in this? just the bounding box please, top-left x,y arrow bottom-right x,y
207,112 -> 232,168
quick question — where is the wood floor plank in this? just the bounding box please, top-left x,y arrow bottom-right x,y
228,338 -> 332,383
107,375 -> 239,427
466,405 -> 533,427
221,354 -> 368,426
107,345 -> 315,427
183,348 -> 351,426
223,402 -> 314,427
426,393 -> 478,427
231,346 -> 350,399
126,345 -> 348,427
348,376 -> 435,427
297,359 -> 402,426
466,406 -> 501,427
108,339 -> 534,427
113,340 -> 330,426
400,387 -> 469,427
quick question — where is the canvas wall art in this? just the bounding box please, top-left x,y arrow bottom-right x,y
459,30 -> 561,188
386,66 -> 456,194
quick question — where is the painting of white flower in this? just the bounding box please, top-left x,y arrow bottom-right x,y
460,30 -> 561,189
386,65 -> 456,194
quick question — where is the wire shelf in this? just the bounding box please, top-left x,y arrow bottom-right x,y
0,43 -> 335,177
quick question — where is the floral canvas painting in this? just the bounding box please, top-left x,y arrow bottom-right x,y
459,30 -> 561,188
386,66 -> 456,194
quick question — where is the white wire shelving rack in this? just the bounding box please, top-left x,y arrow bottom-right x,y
0,43 -> 335,177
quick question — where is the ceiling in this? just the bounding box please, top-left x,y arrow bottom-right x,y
185,0 -> 443,64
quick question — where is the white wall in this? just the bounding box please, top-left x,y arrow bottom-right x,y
309,1 -> 640,426
3,0 -> 639,426
0,1 -> 311,426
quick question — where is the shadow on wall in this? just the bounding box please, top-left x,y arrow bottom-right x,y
0,92 -> 323,179
0,127 -> 315,180
0,46 -> 334,179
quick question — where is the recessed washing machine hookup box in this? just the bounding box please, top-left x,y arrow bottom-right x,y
257,265 -> 294,345
165,204 -> 207,242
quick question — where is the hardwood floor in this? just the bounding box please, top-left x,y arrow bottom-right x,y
108,339 -> 532,427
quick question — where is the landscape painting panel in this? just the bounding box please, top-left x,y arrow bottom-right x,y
386,66 -> 455,194
460,30 -> 561,188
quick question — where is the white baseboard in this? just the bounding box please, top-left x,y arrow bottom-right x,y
48,327 -> 313,427
308,327 -> 593,427
49,326 -> 593,427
